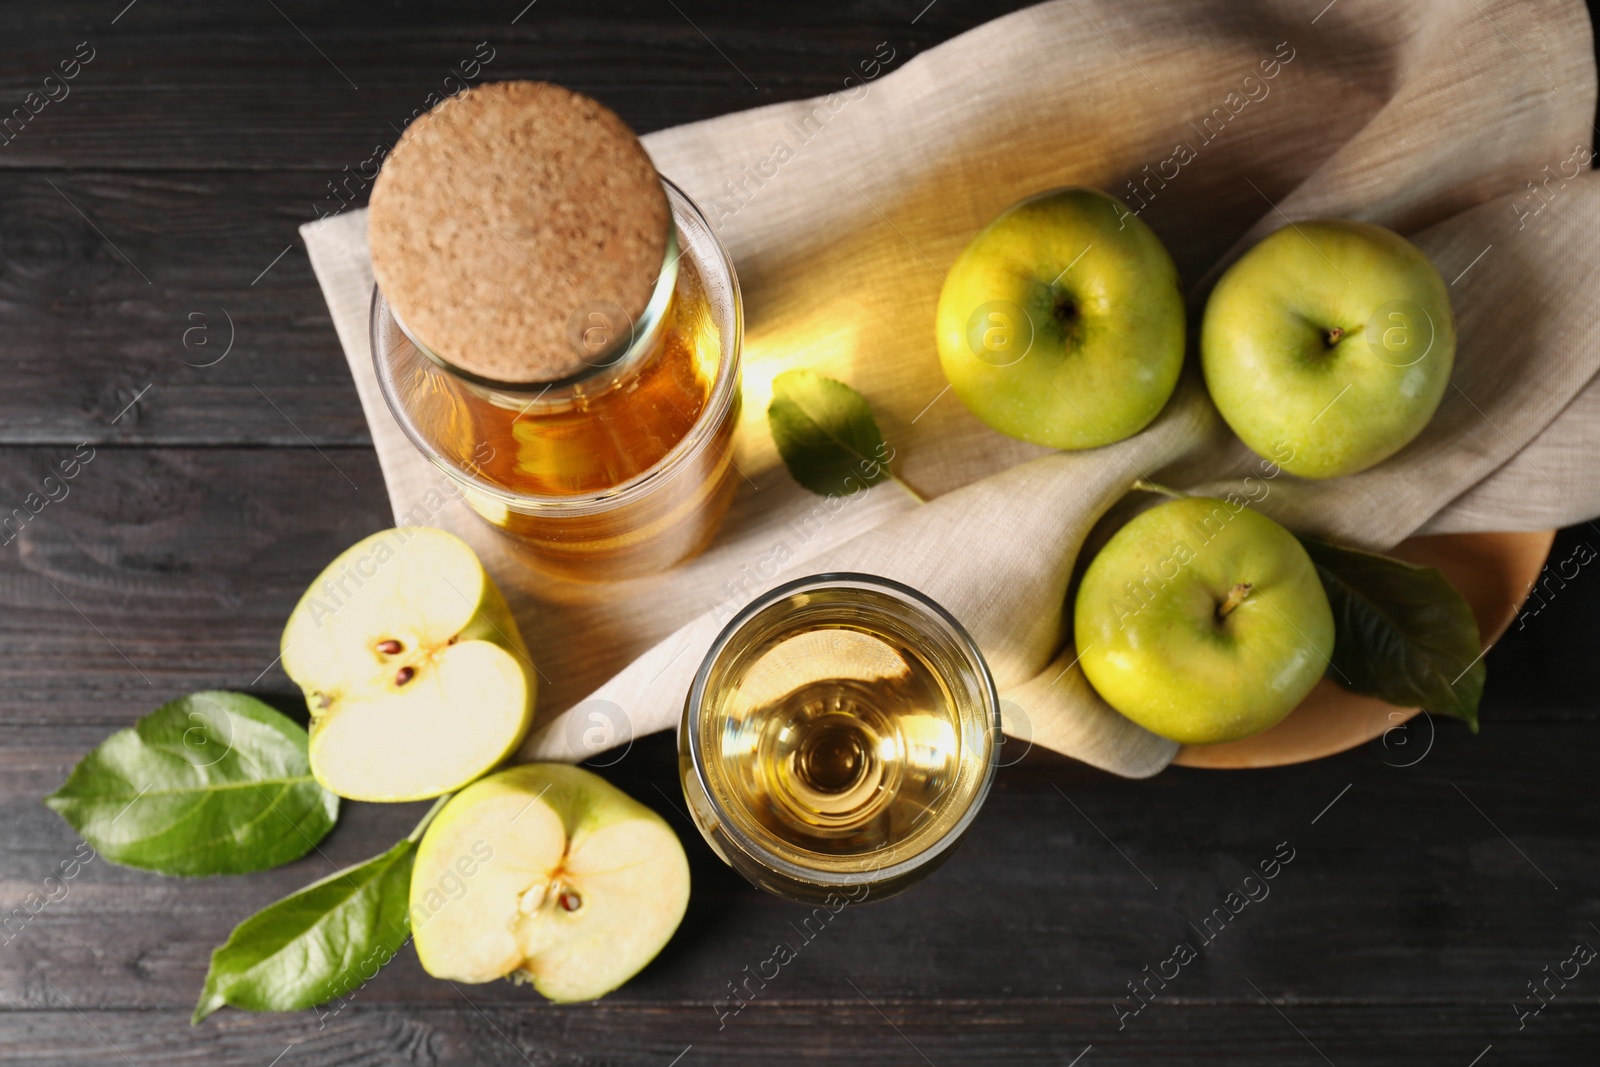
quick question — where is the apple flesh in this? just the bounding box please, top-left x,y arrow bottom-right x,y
1201,219 -> 1456,479
281,527 -> 535,802
410,764 -> 691,1003
1074,497 -> 1334,745
936,187 -> 1186,449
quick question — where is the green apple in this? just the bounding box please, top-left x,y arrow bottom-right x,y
1074,496 -> 1334,745
410,764 -> 690,1002
1201,219 -> 1455,478
936,187 -> 1186,449
281,527 -> 535,802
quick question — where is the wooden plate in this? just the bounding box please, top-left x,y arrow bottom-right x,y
1172,529 -> 1555,769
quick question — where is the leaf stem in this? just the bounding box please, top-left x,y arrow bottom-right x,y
891,473 -> 927,506
406,794 -> 452,843
1132,479 -> 1187,499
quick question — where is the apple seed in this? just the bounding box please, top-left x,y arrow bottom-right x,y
395,666 -> 416,686
517,884 -> 544,914
558,889 -> 583,912
377,638 -> 403,655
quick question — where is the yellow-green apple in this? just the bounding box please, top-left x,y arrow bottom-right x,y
1201,219 -> 1455,478
410,764 -> 690,1002
936,187 -> 1186,449
1074,496 -> 1334,744
281,527 -> 535,802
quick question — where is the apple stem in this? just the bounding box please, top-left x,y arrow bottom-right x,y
1216,582 -> 1253,620
1132,479 -> 1187,499
1325,326 -> 1345,345
406,794 -> 453,843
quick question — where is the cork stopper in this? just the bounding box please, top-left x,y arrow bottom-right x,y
368,81 -> 671,384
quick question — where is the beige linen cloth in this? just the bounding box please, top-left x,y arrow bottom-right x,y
302,0 -> 1600,778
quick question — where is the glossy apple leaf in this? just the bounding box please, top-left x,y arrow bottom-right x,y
1299,537 -> 1483,730
193,838 -> 415,1023
768,369 -> 895,497
45,691 -> 339,876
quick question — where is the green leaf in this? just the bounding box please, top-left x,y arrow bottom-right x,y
44,691 -> 339,876
193,839 -> 415,1024
768,369 -> 895,497
1299,538 -> 1484,730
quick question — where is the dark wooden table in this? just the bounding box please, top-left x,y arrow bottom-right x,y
3,2 -> 1597,1063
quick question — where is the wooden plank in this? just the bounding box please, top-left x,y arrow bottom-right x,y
1481,525 -> 1600,719
0,170 -> 367,446
6,722 -> 1597,1011
0,0 -> 1000,170
0,998 -> 1595,1065
0,446 -> 1592,727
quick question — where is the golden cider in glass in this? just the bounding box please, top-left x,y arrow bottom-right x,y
681,575 -> 999,903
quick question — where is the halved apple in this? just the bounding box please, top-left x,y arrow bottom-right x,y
409,764 -> 690,1002
281,527 -> 535,802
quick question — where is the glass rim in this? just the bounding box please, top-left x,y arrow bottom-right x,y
683,571 -> 1002,891
370,176 -> 743,517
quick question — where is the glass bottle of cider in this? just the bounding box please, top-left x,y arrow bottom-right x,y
368,80 -> 742,582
